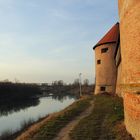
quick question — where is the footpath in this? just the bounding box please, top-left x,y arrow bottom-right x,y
53,101 -> 94,140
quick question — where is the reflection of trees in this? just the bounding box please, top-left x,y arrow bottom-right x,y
0,82 -> 42,117
0,94 -> 76,117
50,94 -> 77,102
0,99 -> 40,117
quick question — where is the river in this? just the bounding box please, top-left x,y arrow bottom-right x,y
0,95 -> 76,136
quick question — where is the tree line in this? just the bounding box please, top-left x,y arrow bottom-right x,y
0,81 -> 42,102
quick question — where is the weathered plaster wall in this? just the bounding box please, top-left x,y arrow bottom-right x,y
119,0 -> 140,139
95,43 -> 117,94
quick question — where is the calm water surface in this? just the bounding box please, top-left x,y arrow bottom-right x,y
0,95 -> 76,135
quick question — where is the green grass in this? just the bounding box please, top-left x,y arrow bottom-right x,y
31,96 -> 92,140
70,94 -> 133,140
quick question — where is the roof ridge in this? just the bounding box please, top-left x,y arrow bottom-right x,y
93,22 -> 120,49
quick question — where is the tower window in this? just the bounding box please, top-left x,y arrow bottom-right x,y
101,48 -> 108,53
97,60 -> 101,64
100,86 -> 106,91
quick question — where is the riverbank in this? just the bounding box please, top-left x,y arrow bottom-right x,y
16,94 -> 133,140
0,95 -> 75,140
16,96 -> 91,140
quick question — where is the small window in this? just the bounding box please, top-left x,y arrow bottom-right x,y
101,48 -> 108,53
97,60 -> 101,64
100,86 -> 106,91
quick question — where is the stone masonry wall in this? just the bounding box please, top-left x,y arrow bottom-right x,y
118,0 -> 140,139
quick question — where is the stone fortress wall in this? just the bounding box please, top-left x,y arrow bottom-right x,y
119,0 -> 140,140
93,0 -> 140,139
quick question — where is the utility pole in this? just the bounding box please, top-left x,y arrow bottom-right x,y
79,73 -> 82,97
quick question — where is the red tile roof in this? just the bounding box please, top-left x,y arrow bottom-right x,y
93,23 -> 119,49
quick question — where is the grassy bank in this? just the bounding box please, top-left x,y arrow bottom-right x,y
16,96 -> 92,140
70,94 -> 133,140
29,97 -> 91,140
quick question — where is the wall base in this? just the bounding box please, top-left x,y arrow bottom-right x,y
95,85 -> 116,95
124,92 -> 140,140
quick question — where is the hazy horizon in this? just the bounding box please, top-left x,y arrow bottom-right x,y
0,0 -> 118,83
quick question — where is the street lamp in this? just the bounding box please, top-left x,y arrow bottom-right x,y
79,73 -> 82,97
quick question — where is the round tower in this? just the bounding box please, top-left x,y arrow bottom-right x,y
93,23 -> 119,95
118,0 -> 140,139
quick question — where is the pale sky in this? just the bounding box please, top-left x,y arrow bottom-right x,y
0,0 -> 118,84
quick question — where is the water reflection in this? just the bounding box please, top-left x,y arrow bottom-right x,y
0,95 -> 76,136
0,99 -> 40,117
0,94 -> 77,117
48,94 -> 78,102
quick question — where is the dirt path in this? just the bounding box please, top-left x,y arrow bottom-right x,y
53,101 -> 94,140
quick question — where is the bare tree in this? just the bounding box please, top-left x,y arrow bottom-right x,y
83,79 -> 89,86
73,79 -> 79,86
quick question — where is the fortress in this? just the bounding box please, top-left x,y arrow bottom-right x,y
93,0 -> 140,139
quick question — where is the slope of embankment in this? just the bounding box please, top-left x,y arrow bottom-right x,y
16,94 -> 133,140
